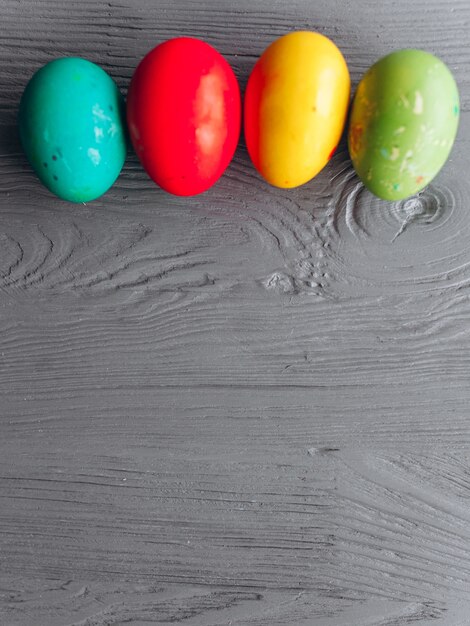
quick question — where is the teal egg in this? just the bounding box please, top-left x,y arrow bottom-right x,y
18,57 -> 127,202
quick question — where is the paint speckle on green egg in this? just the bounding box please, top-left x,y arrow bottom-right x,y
348,49 -> 460,201
19,57 -> 127,202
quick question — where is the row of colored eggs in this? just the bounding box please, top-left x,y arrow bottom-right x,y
18,32 -> 459,204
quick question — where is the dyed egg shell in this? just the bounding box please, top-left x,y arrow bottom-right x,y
127,37 -> 241,196
244,31 -> 350,188
19,57 -> 127,203
348,49 -> 460,201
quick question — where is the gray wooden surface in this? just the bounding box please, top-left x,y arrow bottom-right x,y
1,1 -> 470,624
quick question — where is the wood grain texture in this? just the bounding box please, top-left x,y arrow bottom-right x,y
1,0 -> 470,624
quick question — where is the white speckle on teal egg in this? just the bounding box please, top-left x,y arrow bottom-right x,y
61,156 -> 72,173
94,127 -> 104,142
87,148 -> 101,165
92,103 -> 111,122
108,122 -> 118,137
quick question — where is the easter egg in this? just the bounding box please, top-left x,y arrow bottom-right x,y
348,49 -> 460,201
18,57 -> 127,203
127,37 -> 241,196
244,31 -> 350,188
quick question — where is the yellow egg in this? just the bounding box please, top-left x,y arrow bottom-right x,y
244,31 -> 350,188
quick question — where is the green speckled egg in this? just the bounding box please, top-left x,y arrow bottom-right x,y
19,57 -> 127,202
348,49 -> 459,201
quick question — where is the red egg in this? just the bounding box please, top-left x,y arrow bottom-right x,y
127,37 -> 241,196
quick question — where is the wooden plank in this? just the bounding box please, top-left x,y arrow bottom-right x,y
1,0 -> 470,624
